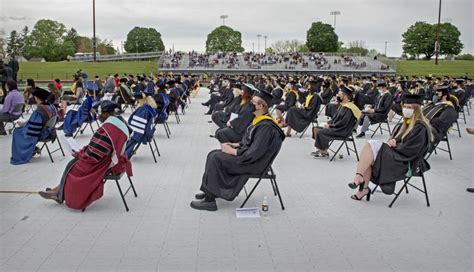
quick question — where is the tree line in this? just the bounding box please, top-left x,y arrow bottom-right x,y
0,18 -> 464,61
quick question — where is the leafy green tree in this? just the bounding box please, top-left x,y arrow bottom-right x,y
23,19 -> 75,61
0,29 -> 6,58
438,22 -> 463,56
6,30 -> 21,57
124,27 -> 164,53
402,22 -> 436,59
65,27 -> 80,51
306,22 -> 339,52
205,26 -> 244,52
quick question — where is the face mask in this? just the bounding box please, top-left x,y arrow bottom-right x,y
336,96 -> 343,103
378,90 -> 384,96
432,96 -> 439,103
249,103 -> 256,113
402,108 -> 414,119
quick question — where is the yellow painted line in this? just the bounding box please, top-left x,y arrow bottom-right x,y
0,190 -> 38,194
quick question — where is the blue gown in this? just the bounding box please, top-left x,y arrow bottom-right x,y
63,96 -> 95,136
11,104 -> 57,165
125,104 -> 158,158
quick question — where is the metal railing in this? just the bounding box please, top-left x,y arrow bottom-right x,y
72,51 -> 164,62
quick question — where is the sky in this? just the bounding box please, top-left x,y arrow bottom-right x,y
0,0 -> 472,57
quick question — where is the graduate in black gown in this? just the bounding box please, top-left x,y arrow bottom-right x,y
312,86 -> 361,158
284,80 -> 322,136
347,94 -> 433,200
275,81 -> 298,124
422,85 -> 458,145
214,84 -> 255,143
356,81 -> 394,138
211,85 -> 243,129
190,88 -> 285,211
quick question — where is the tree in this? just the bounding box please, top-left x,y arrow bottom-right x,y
96,38 -> 115,55
306,22 -> 339,52
205,25 -> 244,52
269,40 -> 308,53
438,22 -> 463,56
339,40 -> 369,56
23,19 -> 75,61
402,22 -> 436,59
0,29 -> 6,58
124,27 -> 164,53
6,30 -> 21,57
65,27 -> 80,51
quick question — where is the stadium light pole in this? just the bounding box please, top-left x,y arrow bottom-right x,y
92,0 -> 97,62
264,35 -> 268,53
384,41 -> 388,56
220,15 -> 228,26
330,11 -> 341,30
435,0 -> 442,65
252,42 -> 255,53
257,34 -> 261,53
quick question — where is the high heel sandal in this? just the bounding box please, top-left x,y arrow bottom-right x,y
348,173 -> 364,189
350,187 -> 371,201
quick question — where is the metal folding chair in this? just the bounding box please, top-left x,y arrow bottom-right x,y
370,119 -> 392,138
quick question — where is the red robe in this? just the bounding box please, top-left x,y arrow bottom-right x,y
61,117 -> 131,210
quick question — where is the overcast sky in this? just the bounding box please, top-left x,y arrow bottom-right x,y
1,0 -> 472,56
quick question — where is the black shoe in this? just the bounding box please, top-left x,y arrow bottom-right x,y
313,152 -> 329,158
204,112 -> 212,115
190,200 -> 217,211
310,150 -> 320,156
195,192 -> 206,200
356,132 -> 366,138
201,102 -> 209,107
0,131 -> 6,135
467,188 -> 474,193
57,124 -> 64,130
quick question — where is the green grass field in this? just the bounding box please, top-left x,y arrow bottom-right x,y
395,60 -> 473,77
18,61 -> 158,81
17,60 -> 473,81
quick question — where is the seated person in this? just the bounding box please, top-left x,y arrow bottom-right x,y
275,81 -> 298,124
190,88 -> 285,211
62,88 -> 96,137
61,78 -> 84,111
214,84 -> 255,143
356,81 -> 394,138
11,87 -> 57,165
212,86 -> 243,128
153,82 -> 170,124
284,80 -> 322,137
202,79 -> 233,115
0,80 -> 24,135
38,101 -> 132,210
348,94 -> 433,200
270,83 -> 285,107
387,82 -> 406,122
423,85 -> 458,145
312,86 -> 361,158
125,91 -> 158,158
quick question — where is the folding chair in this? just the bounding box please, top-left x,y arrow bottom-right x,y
327,122 -> 359,162
425,133 -> 453,160
297,114 -> 319,139
371,166 -> 430,208
131,124 -> 161,163
83,171 -> 137,212
449,120 -> 462,138
240,145 -> 285,210
73,119 -> 99,138
37,116 -> 66,163
370,119 -> 391,138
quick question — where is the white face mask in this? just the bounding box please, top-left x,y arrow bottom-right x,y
402,108 -> 414,118
378,89 -> 384,95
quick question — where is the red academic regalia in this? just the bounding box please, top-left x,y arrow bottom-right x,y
60,117 -> 131,210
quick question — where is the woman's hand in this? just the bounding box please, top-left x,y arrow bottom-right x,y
387,138 -> 397,148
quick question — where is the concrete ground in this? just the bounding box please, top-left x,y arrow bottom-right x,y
0,89 -> 473,272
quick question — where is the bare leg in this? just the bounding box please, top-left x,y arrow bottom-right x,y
388,110 -> 395,122
351,142 -> 374,185
286,127 -> 292,136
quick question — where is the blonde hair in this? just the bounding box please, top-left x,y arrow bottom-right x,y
393,104 -> 433,141
137,96 -> 157,109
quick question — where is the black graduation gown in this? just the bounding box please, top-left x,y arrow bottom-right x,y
285,95 -> 322,132
201,118 -> 285,201
271,88 -> 284,106
211,96 -> 242,128
320,87 -> 333,104
391,90 -> 404,115
215,103 -> 254,143
314,106 -> 357,150
359,92 -> 394,124
276,91 -> 297,112
371,122 -> 431,194
423,103 -> 458,143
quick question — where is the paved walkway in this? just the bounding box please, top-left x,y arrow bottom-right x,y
0,89 -> 473,271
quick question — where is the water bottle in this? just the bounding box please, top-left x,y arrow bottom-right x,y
262,196 -> 269,217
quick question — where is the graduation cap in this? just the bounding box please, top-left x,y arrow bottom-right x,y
166,80 -> 177,86
402,93 -> 423,105
133,91 -> 146,99
32,87 -> 51,100
340,86 -> 354,98
455,78 -> 465,83
242,83 -> 259,95
377,81 -> 387,87
254,87 -> 273,107
94,100 -> 118,113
